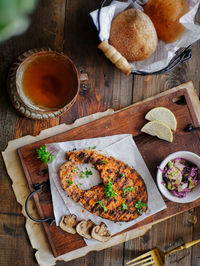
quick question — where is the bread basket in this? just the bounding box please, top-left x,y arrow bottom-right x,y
96,0 -> 198,76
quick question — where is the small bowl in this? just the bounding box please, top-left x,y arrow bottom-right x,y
156,151 -> 200,203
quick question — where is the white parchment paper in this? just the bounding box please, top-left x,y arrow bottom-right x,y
1,109 -> 154,266
90,0 -> 200,72
47,134 -> 166,246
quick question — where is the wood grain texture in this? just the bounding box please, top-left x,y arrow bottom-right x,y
60,0 -> 133,124
18,84 -> 200,258
0,0 -> 199,265
0,0 -> 66,265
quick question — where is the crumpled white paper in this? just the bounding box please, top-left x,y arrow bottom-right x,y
90,0 -> 200,72
47,134 -> 166,246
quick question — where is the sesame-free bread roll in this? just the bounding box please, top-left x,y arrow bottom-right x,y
144,0 -> 190,43
109,9 -> 158,62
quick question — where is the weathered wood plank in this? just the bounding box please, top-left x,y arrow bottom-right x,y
124,211 -> 194,266
130,40 -> 200,266
191,206 -> 200,266
14,0 -> 67,138
0,1 -> 66,266
60,0 -> 133,125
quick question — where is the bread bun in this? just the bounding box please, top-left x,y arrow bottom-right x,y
144,0 -> 190,43
109,9 -> 158,62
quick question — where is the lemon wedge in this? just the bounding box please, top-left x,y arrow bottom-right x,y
141,120 -> 173,142
145,107 -> 177,130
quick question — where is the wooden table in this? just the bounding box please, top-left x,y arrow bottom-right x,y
0,1 -> 200,265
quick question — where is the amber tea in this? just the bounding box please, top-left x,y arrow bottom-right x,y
19,52 -> 78,110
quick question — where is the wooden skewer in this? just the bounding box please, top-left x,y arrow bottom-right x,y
98,40 -> 133,75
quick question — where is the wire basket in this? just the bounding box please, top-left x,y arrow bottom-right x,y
97,0 -> 194,75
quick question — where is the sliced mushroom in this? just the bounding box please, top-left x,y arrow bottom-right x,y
76,219 -> 95,239
91,222 -> 111,242
59,214 -> 78,234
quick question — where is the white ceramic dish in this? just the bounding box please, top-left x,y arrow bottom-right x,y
156,151 -> 200,203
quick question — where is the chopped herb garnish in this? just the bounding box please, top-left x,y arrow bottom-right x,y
71,169 -> 76,173
108,176 -> 111,179
77,183 -> 83,187
119,223 -> 122,226
118,203 -> 128,210
121,203 -> 128,210
80,171 -> 85,179
121,174 -> 125,177
135,200 -> 147,215
85,168 -> 92,177
122,186 -> 135,196
36,144 -> 55,164
104,181 -> 116,198
67,180 -> 73,186
95,201 -> 107,212
80,168 -> 93,179
84,203 -> 86,207
75,166 -> 79,170
102,160 -> 108,164
88,145 -> 97,149
105,126 -> 108,129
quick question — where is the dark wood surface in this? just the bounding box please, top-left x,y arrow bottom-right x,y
0,1 -> 200,265
18,85 -> 200,258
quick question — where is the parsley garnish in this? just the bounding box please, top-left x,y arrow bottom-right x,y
75,166 -> 79,170
84,203 -> 86,207
121,203 -> 128,210
36,145 -> 55,164
95,201 -> 107,212
86,168 -> 92,177
77,183 -> 83,187
122,186 -> 135,196
80,171 -> 84,179
88,145 -> 97,149
80,168 -> 92,179
102,160 -> 108,164
118,203 -> 128,210
135,200 -> 147,215
104,181 -> 116,198
71,169 -> 76,173
67,180 -> 73,186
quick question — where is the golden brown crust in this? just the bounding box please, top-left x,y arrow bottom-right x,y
59,149 -> 148,222
109,9 -> 158,62
144,0 -> 190,43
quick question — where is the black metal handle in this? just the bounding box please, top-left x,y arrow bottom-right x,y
185,123 -> 200,132
97,0 -> 193,75
131,48 -> 192,75
25,182 -> 55,225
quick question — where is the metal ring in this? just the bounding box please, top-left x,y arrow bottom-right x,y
97,0 -> 193,75
25,182 -> 55,225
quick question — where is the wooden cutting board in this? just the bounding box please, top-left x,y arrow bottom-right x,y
18,82 -> 200,257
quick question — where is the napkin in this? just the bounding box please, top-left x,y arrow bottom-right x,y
90,0 -> 200,72
47,134 -> 166,246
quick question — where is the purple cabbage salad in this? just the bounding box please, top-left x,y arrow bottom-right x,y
158,158 -> 200,198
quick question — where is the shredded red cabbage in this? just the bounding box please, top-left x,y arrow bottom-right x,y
161,158 -> 200,198
157,166 -> 167,173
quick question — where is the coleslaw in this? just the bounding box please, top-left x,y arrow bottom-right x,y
158,158 -> 200,198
